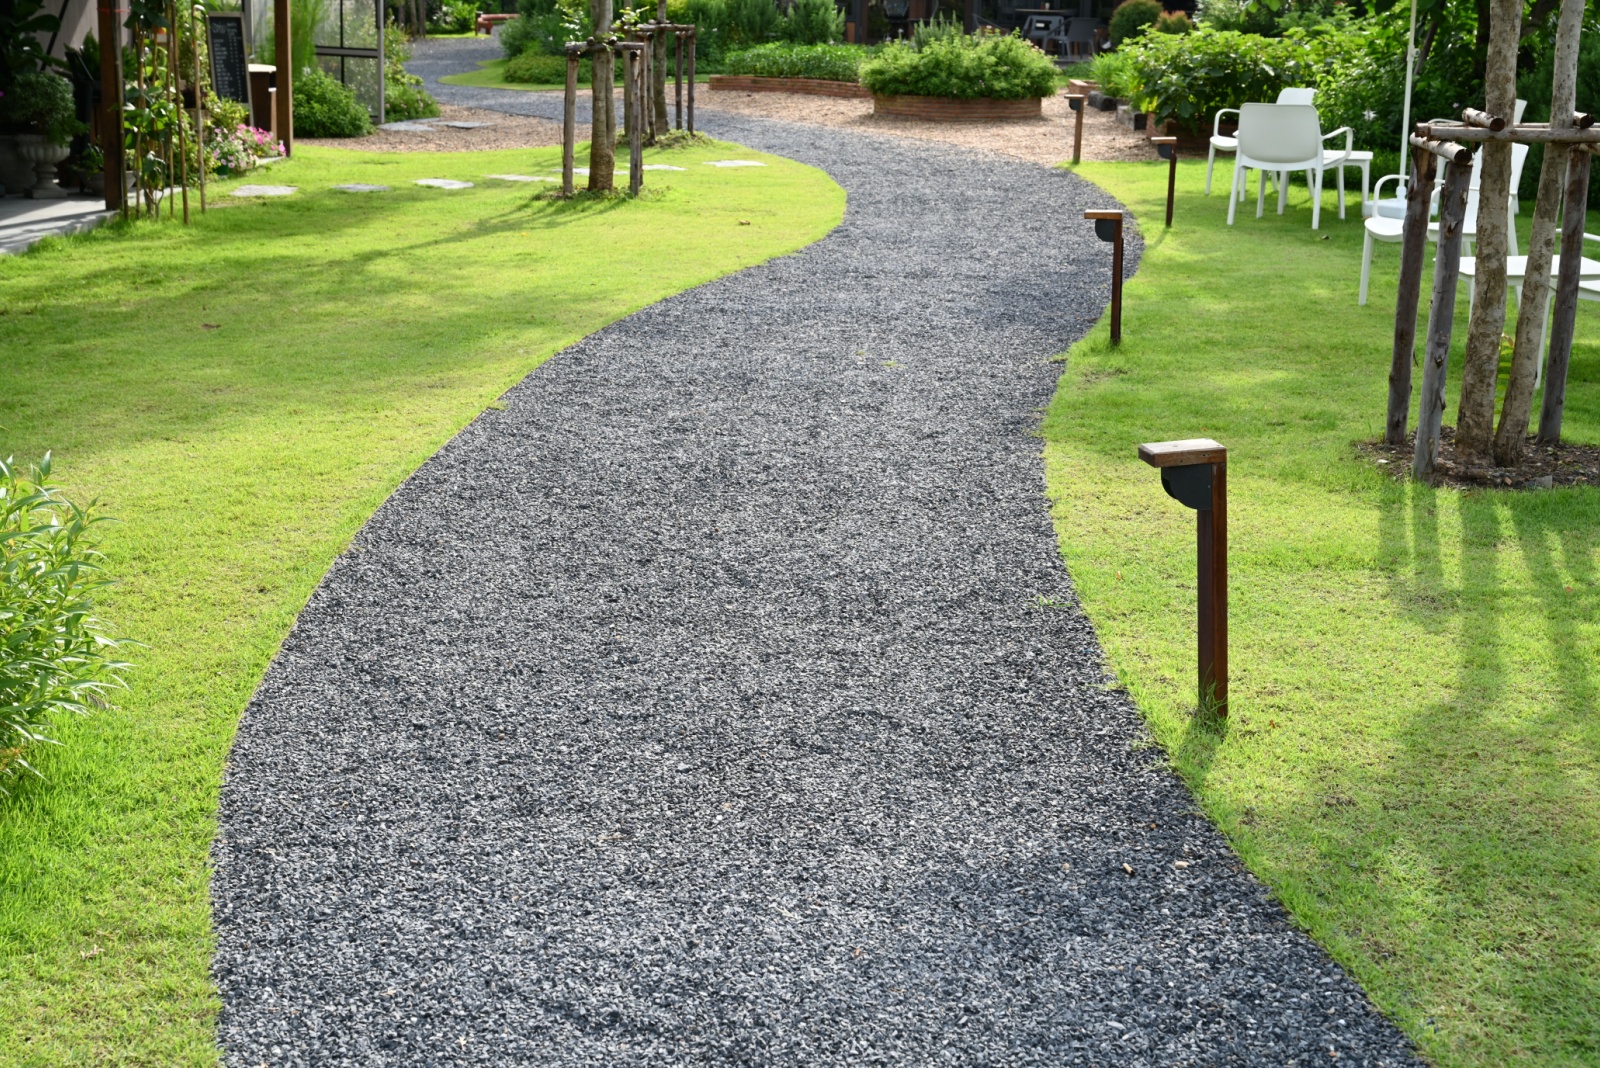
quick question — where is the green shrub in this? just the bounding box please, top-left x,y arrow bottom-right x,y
432,0 -> 480,33
384,28 -> 440,119
782,0 -> 843,44
0,454 -> 129,786
1117,24 -> 1359,133
1154,11 -> 1192,34
1088,47 -> 1140,99
908,12 -> 963,51
859,31 -> 1058,100
665,0 -> 733,69
0,71 -> 85,146
1108,0 -> 1160,46
721,42 -> 871,81
292,67 -> 374,137
505,50 -> 600,83
726,0 -> 780,46
499,0 -> 586,58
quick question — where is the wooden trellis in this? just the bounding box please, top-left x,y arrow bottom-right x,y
1389,109 -> 1600,480
629,8 -> 697,142
562,36 -> 645,197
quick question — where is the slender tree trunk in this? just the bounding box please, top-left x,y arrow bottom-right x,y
588,0 -> 616,191
651,0 -> 669,138
1494,0 -> 1584,466
1454,0 -> 1521,465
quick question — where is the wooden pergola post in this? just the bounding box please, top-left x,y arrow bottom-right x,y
275,0 -> 293,154
97,0 -> 126,213
1385,145 -> 1438,445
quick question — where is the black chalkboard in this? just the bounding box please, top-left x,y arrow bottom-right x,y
207,13 -> 252,108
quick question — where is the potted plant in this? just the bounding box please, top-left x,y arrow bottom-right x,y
2,72 -> 86,199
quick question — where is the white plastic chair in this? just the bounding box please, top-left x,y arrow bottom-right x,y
1062,17 -> 1098,59
1368,99 -> 1527,220
1358,143 -> 1529,306
1228,103 -> 1332,230
1464,232 -> 1600,387
1206,87 -> 1314,196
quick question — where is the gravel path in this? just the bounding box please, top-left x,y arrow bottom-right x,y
211,37 -> 1420,1067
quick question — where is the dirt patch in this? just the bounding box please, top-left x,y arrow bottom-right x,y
699,88 -> 1156,165
299,104 -> 562,152
1359,426 -> 1600,489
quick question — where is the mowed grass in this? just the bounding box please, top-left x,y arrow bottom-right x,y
0,140 -> 843,1065
440,57 -> 712,93
1049,161 -> 1600,1066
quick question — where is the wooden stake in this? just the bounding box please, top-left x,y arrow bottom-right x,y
1537,147 -> 1592,444
1386,146 -> 1437,445
686,30 -> 695,136
1085,209 -> 1124,345
192,2 -> 204,212
1151,136 -> 1177,227
562,50 -> 578,197
1412,155 -> 1474,481
1065,93 -> 1083,165
675,32 -> 683,130
628,47 -> 643,195
171,4 -> 189,224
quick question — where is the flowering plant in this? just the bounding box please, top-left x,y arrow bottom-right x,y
207,123 -> 280,175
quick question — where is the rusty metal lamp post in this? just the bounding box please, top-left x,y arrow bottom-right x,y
1085,209 -> 1124,345
1138,438 -> 1228,716
1066,93 -> 1085,165
1151,136 -> 1177,227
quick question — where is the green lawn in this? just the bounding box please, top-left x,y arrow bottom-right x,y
441,57 -> 714,93
1051,160 -> 1600,1067
0,139 -> 843,1065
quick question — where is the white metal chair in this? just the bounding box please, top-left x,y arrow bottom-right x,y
1228,103 -> 1333,230
1358,143 -> 1529,306
1206,87 -> 1314,196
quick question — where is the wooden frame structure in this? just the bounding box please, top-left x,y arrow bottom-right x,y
629,14 -> 697,141
1390,109 -> 1600,479
562,36 -> 647,197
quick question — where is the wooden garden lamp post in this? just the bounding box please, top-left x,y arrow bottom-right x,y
1151,136 -> 1177,227
1138,438 -> 1229,716
1085,209 -> 1124,345
1066,94 -> 1085,165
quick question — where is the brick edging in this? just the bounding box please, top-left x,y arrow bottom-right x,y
707,75 -> 871,99
872,94 -> 1043,122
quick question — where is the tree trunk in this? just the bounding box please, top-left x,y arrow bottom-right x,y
1454,0 -> 1521,465
588,0 -> 616,191
1493,0 -> 1584,466
652,1 -> 670,139
1414,158 -> 1475,482
1537,146 -> 1592,443
1387,147 -> 1437,445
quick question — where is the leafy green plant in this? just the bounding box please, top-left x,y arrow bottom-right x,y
1088,47 -> 1140,99
1117,24 -> 1359,132
0,71 -> 86,145
384,27 -> 440,119
726,0 -> 779,46
1108,0 -> 1160,46
859,30 -> 1057,100
0,454 -> 129,787
500,0 -> 589,57
721,42 -> 871,81
1154,11 -> 1192,34
908,12 -> 963,51
782,0 -> 843,45
291,66 -> 374,137
505,50 -> 603,82
432,0 -> 481,32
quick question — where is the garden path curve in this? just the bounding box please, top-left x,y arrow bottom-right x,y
211,41 -> 1420,1067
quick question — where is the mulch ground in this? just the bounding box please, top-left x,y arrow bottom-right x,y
1360,425 -> 1600,489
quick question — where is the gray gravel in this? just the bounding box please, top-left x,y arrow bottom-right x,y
211,39 -> 1421,1067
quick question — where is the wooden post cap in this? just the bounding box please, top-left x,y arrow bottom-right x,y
1084,209 -> 1123,220
1138,438 -> 1226,467
1149,136 -> 1177,145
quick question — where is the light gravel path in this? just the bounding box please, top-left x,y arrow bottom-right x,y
211,38 -> 1420,1067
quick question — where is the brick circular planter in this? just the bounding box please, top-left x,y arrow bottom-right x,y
707,75 -> 870,99
871,94 -> 1043,122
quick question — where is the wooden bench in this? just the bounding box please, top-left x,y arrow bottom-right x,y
474,12 -> 517,35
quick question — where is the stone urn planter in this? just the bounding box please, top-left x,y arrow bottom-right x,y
15,134 -> 70,199
0,134 -> 38,195
872,94 -> 1043,121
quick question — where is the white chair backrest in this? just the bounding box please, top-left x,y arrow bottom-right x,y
1515,97 -> 1527,123
1510,141 -> 1530,190
1276,87 -> 1315,106
1237,103 -> 1322,164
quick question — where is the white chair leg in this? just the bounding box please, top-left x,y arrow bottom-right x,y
1360,228 -> 1373,306
1278,171 -> 1289,215
1360,161 -> 1370,216
1206,145 -> 1216,195
1337,165 -> 1346,220
1312,170 -> 1322,230
1257,169 -> 1267,219
1228,163 -> 1240,226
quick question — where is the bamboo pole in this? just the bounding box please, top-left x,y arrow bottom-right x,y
563,49 -> 578,197
192,2 -> 204,213
172,5 -> 189,225
1412,156 -> 1474,481
1386,146 -> 1437,445
1536,147 -> 1592,444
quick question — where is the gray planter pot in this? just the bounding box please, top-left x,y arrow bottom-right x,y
15,134 -> 70,199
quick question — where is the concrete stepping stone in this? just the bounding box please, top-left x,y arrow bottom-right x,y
484,174 -> 555,182
230,184 -> 297,197
378,121 -> 437,132
333,183 -> 391,193
440,121 -> 492,129
642,164 -> 686,171
414,179 -> 475,189
704,160 -> 766,167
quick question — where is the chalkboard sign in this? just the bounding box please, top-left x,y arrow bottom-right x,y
207,13 -> 252,108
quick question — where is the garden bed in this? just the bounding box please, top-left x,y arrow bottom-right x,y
708,74 -> 869,98
873,94 -> 1042,122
